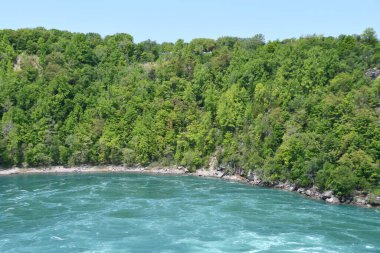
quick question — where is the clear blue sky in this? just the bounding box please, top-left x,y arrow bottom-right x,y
1,0 -> 379,43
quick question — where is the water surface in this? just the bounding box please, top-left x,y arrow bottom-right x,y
0,173 -> 379,252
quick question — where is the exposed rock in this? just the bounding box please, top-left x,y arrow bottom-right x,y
284,182 -> 296,192
234,167 -> 245,176
261,181 -> 275,187
246,171 -> 262,185
273,181 -> 296,191
208,156 -> 218,171
221,174 -> 247,183
321,190 -> 333,200
340,196 -> 353,204
305,187 -> 320,198
368,194 -> 380,206
13,55 -> 22,71
246,170 -> 254,180
194,168 -> 223,177
274,181 -> 297,192
13,54 -> 40,72
353,196 -> 367,205
274,183 -> 285,189
1,164 -> 379,208
297,188 -> 305,194
177,166 -> 186,171
325,196 -> 340,204
0,168 -> 20,175
365,68 -> 380,79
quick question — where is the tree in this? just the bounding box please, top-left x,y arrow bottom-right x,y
361,28 -> 378,45
0,27 -> 379,197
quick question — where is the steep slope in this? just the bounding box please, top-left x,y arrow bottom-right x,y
0,28 -> 379,198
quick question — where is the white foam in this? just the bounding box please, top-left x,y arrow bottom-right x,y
51,236 -> 64,241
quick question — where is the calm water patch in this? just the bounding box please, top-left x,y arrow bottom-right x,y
0,173 -> 379,252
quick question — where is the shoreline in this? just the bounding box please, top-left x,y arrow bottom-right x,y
1,165 -> 379,208
0,165 -> 244,180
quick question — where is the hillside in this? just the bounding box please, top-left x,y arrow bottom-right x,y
0,28 -> 379,197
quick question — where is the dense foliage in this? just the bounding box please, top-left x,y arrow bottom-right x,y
0,28 -> 379,196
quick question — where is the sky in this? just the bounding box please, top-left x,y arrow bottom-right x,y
1,0 -> 379,43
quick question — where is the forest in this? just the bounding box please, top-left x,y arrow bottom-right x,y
0,27 -> 379,197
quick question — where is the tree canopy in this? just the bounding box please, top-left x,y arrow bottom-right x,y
0,28 -> 379,196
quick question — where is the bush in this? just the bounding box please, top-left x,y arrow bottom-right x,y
328,166 -> 358,196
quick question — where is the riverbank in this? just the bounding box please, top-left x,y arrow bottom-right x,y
0,165 -> 243,181
1,165 -> 379,208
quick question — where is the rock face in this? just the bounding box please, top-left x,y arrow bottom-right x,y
365,68 -> 380,79
13,54 -> 40,72
208,156 -> 218,171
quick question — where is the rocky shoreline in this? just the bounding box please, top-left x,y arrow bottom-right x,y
265,179 -> 380,208
1,165 -> 379,208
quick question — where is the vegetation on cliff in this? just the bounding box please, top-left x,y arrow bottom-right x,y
0,28 -> 379,196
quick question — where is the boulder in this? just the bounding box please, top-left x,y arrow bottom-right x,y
353,196 -> 367,205
297,188 -> 305,194
280,181 -> 295,191
246,171 -> 262,185
365,68 -> 380,79
274,183 -> 285,189
305,187 -> 319,197
321,190 -> 333,200
340,196 -> 353,204
286,185 -> 296,192
368,194 -> 380,206
325,196 -> 340,204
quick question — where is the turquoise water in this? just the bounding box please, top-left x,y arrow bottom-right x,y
0,173 -> 379,252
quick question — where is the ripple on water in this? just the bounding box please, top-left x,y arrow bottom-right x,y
0,173 -> 379,253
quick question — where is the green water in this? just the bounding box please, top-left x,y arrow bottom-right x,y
0,173 -> 379,252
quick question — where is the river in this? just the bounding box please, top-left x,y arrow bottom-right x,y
1,173 -> 379,252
